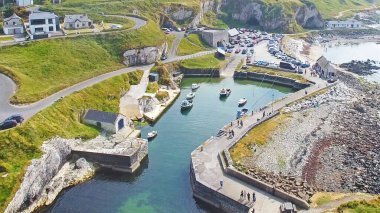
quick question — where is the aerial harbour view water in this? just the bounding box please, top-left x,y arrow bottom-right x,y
40,78 -> 294,213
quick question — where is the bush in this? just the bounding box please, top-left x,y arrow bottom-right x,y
155,90 -> 169,101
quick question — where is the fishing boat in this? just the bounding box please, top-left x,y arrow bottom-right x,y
191,83 -> 200,90
238,98 -> 247,106
186,92 -> 195,100
219,88 -> 231,98
236,108 -> 249,119
147,131 -> 158,140
180,100 -> 193,110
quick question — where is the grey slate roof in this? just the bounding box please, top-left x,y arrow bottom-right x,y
64,14 -> 92,23
84,109 -> 119,124
29,11 -> 57,20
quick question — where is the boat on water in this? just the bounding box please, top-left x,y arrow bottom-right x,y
238,98 -> 247,106
180,100 -> 193,110
186,92 -> 195,100
219,88 -> 231,98
236,108 -> 249,119
147,131 -> 158,140
191,83 -> 200,90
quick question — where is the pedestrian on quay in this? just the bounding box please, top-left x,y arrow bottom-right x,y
262,111 -> 265,118
241,120 -> 244,127
252,192 -> 256,202
247,193 -> 250,201
243,190 -> 247,199
220,180 -> 223,188
240,190 -> 244,199
231,130 -> 235,137
231,121 -> 233,127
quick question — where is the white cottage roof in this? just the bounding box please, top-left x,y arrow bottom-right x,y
64,14 -> 92,23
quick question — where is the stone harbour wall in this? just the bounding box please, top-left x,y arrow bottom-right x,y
190,163 -> 250,213
234,71 -> 310,90
180,67 -> 220,77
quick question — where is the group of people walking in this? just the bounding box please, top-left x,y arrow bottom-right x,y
240,190 -> 256,203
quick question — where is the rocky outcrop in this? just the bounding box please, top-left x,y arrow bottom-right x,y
164,6 -> 194,22
5,138 -> 75,213
123,42 -> 167,66
216,0 -> 324,32
295,4 -> 324,29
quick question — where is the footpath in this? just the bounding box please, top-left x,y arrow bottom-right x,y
191,73 -> 328,213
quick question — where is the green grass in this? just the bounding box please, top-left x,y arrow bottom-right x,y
0,20 -> 165,104
179,53 -> 226,69
146,82 -> 159,93
230,113 -> 290,163
243,66 -> 309,84
177,34 -> 208,56
338,197 -> 380,213
201,11 -> 228,29
0,70 -> 143,212
0,36 -> 14,42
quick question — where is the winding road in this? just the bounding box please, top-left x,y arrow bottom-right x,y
0,48 -> 214,121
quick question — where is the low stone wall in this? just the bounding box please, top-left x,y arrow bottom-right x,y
220,112 -> 311,210
190,163 -> 250,213
180,67 -> 220,77
234,71 -> 310,90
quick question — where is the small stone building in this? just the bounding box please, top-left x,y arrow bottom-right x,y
315,56 -> 337,79
200,30 -> 229,48
83,109 -> 128,134
63,14 -> 93,30
3,13 -> 24,35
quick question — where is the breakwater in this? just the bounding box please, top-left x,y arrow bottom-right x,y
234,71 -> 310,90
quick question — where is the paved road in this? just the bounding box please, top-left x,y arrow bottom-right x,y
0,50 -> 215,121
192,73 -> 328,212
167,32 -> 185,59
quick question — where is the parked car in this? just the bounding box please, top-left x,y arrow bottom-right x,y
246,58 -> 251,64
0,120 -> 18,130
280,62 -> 296,70
5,114 -> 24,123
280,202 -> 297,213
241,65 -> 248,69
227,48 -> 233,53
247,43 -> 254,47
242,49 -> 247,54
250,49 -> 254,53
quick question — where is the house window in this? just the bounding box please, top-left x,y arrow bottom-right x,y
49,26 -> 54,31
77,24 -> 79,28
13,21 -> 16,25
82,23 -> 85,27
48,19 -> 53,24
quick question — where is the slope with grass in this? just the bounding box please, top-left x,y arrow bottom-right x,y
229,112 -> 290,163
177,34 -> 208,56
0,70 -> 143,212
0,20 -> 165,104
179,53 -> 226,69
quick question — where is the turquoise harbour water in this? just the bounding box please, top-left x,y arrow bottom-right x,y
40,77 -> 294,213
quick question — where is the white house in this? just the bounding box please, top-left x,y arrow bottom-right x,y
315,56 -> 337,79
29,11 -> 60,39
83,109 -> 129,134
326,19 -> 362,29
16,0 -> 33,7
3,13 -> 24,35
63,14 -> 93,30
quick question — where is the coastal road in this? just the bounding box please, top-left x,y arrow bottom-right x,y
167,31 -> 185,59
0,50 -> 215,121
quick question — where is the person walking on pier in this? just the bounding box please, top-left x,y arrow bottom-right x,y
247,193 -> 250,201
231,130 -> 235,137
220,180 -> 223,188
252,192 -> 256,203
240,190 -> 244,199
243,190 -> 247,199
241,120 -> 244,127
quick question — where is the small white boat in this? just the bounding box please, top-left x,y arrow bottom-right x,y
220,88 -> 231,98
181,100 -> 193,110
147,131 -> 158,140
186,92 -> 195,100
191,83 -> 200,90
238,98 -> 247,106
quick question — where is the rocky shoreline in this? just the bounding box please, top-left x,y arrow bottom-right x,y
339,59 -> 380,75
238,70 -> 380,197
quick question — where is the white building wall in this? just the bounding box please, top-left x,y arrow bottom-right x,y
3,27 -> 24,35
16,0 -> 33,6
29,18 -> 57,34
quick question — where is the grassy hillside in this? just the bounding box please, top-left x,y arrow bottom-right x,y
0,70 -> 143,212
0,20 -> 165,104
177,34 -> 208,55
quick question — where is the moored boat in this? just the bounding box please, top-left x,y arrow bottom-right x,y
180,100 -> 193,110
191,83 -> 200,90
238,98 -> 247,106
147,131 -> 158,140
219,88 -> 231,98
186,92 -> 195,100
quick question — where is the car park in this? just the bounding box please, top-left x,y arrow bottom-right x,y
0,120 -> 18,130
5,114 -> 24,123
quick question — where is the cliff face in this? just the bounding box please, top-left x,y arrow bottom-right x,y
198,0 -> 324,32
